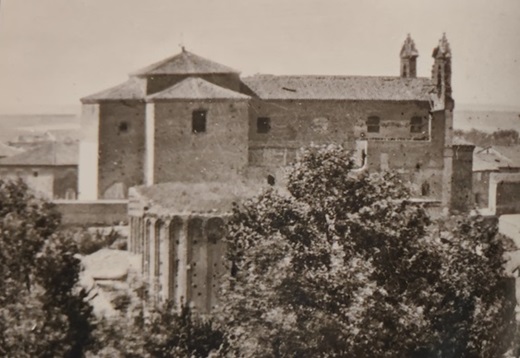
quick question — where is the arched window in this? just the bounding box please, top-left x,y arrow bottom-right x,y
410,116 -> 424,133
367,116 -> 380,133
421,182 -> 430,196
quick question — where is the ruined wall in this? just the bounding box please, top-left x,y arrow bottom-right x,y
153,100 -> 249,184
98,101 -> 146,199
128,213 -> 227,313
146,73 -> 241,95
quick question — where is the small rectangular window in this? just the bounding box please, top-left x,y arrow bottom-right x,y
367,116 -> 380,133
257,117 -> 271,133
192,110 -> 207,133
410,116 -> 424,133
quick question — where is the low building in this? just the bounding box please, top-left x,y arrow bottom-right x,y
0,141 -> 79,200
473,145 -> 520,215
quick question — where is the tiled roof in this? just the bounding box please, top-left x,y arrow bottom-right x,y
493,146 -> 520,168
81,78 -> 146,103
473,145 -> 520,172
0,142 -> 22,158
133,182 -> 257,215
241,75 -> 434,101
132,49 -> 239,76
0,141 -> 78,166
148,77 -> 250,101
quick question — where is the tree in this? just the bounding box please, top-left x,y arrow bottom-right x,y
0,179 -> 94,357
218,144 -> 515,357
88,301 -> 226,358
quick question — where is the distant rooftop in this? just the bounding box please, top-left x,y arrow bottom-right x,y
473,145 -> 520,172
0,142 -> 22,158
0,141 -> 78,166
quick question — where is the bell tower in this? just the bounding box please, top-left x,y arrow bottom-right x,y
431,33 -> 453,108
400,34 -> 419,78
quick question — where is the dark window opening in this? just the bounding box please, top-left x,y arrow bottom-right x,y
475,193 -> 481,205
367,116 -> 380,133
421,182 -> 430,196
33,171 -> 38,177
118,121 -> 129,133
415,163 -> 421,171
257,117 -> 271,133
411,116 -> 424,133
192,110 -> 207,133
267,175 -> 275,186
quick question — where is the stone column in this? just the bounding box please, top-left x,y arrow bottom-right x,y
78,104 -> 100,200
145,103 -> 155,186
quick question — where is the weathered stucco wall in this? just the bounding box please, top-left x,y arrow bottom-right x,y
497,181 -> 520,215
98,101 -> 146,199
153,100 -> 249,184
0,166 -> 78,199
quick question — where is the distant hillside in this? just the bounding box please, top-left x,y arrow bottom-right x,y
0,114 -> 79,143
454,109 -> 520,133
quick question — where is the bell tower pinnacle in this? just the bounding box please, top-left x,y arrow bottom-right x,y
400,34 -> 419,78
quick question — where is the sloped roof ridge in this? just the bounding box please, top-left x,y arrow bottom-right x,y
243,74 -> 431,80
147,76 -> 250,101
81,77 -> 145,103
131,49 -> 239,76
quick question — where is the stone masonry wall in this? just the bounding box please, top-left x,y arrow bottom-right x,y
98,101 -> 146,198
153,100 -> 249,184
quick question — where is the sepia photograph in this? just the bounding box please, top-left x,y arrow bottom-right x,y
1,0 -> 520,356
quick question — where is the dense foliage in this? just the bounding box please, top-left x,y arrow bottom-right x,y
218,144 -> 515,357
88,301 -> 226,358
0,179 -> 94,357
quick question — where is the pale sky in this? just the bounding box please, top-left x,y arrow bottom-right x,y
0,0 -> 519,114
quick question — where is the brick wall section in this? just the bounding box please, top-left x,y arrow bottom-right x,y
153,100 -> 249,183
247,99 -> 444,198
98,102 -> 146,198
450,145 -> 475,212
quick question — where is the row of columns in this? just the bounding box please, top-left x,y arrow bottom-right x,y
128,214 -> 227,312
